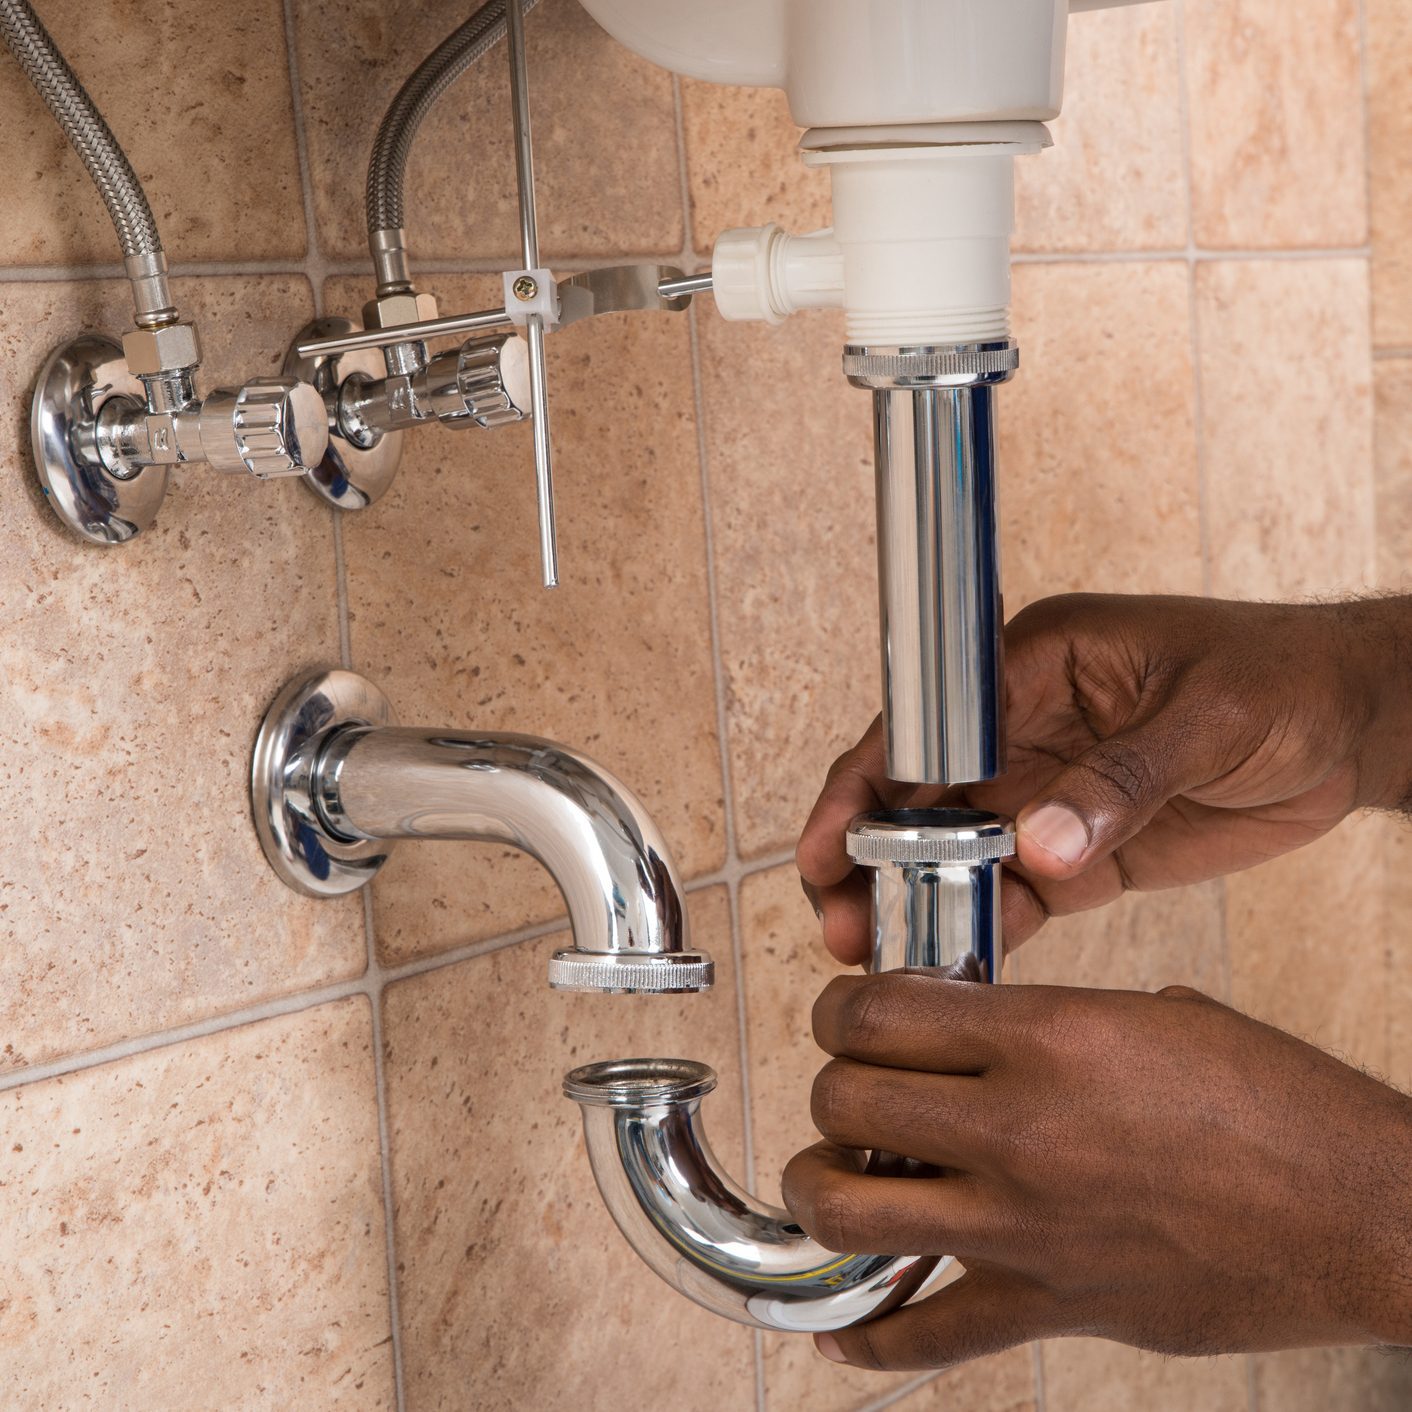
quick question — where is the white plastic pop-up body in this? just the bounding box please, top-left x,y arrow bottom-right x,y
710,126 -> 1049,346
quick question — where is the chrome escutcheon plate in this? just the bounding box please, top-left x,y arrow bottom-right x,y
32,333 -> 165,544
252,667 -> 399,897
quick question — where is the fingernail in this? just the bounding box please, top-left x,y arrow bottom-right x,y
1023,804 -> 1089,866
815,1333 -> 846,1364
800,878 -> 824,922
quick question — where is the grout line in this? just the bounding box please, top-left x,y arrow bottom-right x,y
1010,245 -> 1371,266
333,510 -> 353,671
281,0 -> 401,1387
1175,0 -> 1237,1032
1355,0 -> 1376,259
276,0 -> 321,286
0,246 -> 1378,291
684,301 -> 758,1191
279,0 -> 329,298
0,252 -> 702,287
856,1371 -> 942,1412
670,75 -> 703,272
0,861 -> 797,1096
363,888 -> 408,1410
675,72 -> 766,1412
0,975 -> 376,1096
0,260 -> 317,282
1372,347 -> 1412,361
1032,1341 -> 1047,1412
1172,0 -> 1212,601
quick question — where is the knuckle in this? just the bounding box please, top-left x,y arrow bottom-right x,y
846,1320 -> 891,1371
910,1319 -> 966,1371
812,977 -> 857,1050
778,1152 -> 819,1224
825,745 -> 864,783
837,977 -> 897,1054
810,1061 -> 860,1140
803,1182 -> 866,1253
1077,737 -> 1157,810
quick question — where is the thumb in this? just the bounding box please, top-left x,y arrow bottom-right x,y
1017,711 -> 1213,880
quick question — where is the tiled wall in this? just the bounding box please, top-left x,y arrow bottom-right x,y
1,1 -> 1410,1408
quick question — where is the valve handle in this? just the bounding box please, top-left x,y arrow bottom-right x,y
200,378 -> 329,479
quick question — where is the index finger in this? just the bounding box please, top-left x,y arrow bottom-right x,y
812,973 -> 1020,1073
796,716 -> 897,888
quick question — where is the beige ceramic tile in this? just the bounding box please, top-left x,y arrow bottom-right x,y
330,275 -> 724,963
1002,261 -> 1203,610
0,999 -> 392,1409
680,79 -> 831,253
696,309 -> 877,861
1014,881 -> 1225,1000
1185,0 -> 1366,250
1369,0 -> 1412,347
1015,1 -> 1186,253
885,1348 -> 1036,1411
0,0 -> 304,264
1197,260 -> 1376,601
1252,1346 -> 1412,1412
1374,360 -> 1412,585
1042,1340 -> 1245,1412
1228,815 -> 1388,1076
0,276 -> 364,1070
293,0 -> 682,264
384,889 -> 754,1412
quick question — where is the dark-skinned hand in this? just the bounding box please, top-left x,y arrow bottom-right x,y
782,975 -> 1412,1371
798,593 -> 1412,964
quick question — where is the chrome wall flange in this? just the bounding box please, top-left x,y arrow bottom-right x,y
32,334 -> 167,544
285,318 -> 404,511
251,667 -> 399,897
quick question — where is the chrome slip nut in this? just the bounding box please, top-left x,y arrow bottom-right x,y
547,948 -> 715,995
121,322 -> 201,376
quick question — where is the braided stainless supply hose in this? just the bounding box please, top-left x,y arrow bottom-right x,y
0,0 -> 176,325
365,0 -> 540,291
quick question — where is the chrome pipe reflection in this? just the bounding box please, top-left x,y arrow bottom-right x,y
853,809 -> 1012,981
318,726 -> 713,992
565,809 -> 1012,1331
566,1059 -> 947,1331
872,383 -> 1005,786
252,669 -> 713,995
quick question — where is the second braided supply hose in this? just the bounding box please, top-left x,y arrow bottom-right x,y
365,0 -> 540,290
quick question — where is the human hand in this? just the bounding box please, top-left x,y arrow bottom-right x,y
798,593 -> 1410,964
781,975 -> 1412,1371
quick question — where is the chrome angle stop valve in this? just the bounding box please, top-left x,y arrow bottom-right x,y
35,320 -> 329,546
